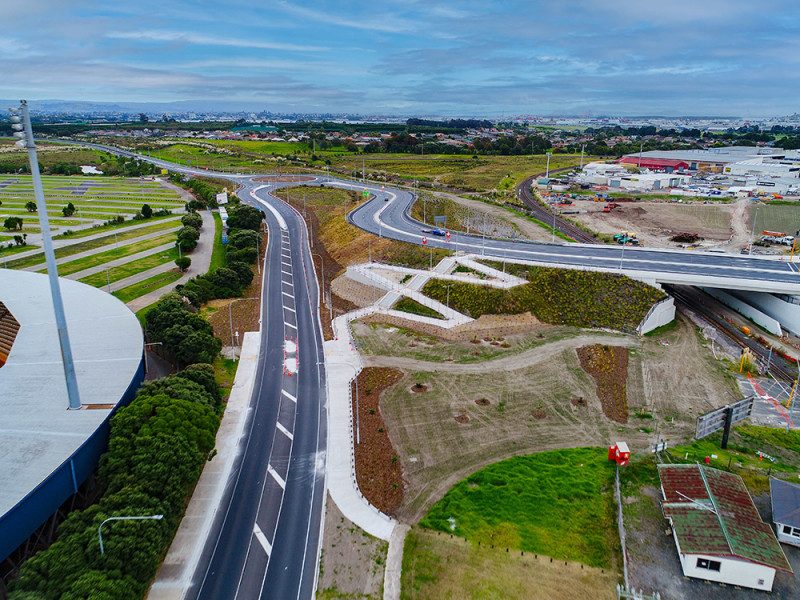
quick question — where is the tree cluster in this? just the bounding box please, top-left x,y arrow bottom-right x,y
144,293 -> 221,366
8,365 -> 221,599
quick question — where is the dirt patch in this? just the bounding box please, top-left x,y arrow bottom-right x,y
531,408 -> 548,420
410,382 -> 430,394
317,493 -> 388,599
475,398 -> 491,406
454,413 -> 470,424
576,344 -> 629,423
354,367 -> 405,515
571,396 -> 587,407
359,311 -> 543,341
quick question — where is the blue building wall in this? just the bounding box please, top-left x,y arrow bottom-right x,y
0,356 -> 144,562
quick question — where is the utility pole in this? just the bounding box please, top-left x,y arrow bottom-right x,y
749,204 -> 759,256
545,151 -> 552,178
638,141 -> 644,168
10,100 -> 81,410
580,143 -> 586,169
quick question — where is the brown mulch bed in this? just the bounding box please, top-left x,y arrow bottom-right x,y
576,344 -> 629,423
353,367 -> 405,515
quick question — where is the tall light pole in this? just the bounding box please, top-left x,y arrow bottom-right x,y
98,514 -> 163,555
10,100 -> 81,410
545,151 -> 552,179
580,143 -> 586,169
749,203 -> 759,256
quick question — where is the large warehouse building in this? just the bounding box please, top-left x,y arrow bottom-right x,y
0,270 -> 144,564
620,147 -> 788,173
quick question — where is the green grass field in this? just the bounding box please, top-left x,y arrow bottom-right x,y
50,233 -> 176,276
209,211 -> 226,272
418,449 -> 619,569
113,269 -> 183,303
751,202 -> 800,236
78,246 -> 178,287
393,296 -> 444,319
4,220 -> 180,269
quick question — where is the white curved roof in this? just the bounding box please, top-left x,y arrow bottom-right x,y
0,270 -> 143,515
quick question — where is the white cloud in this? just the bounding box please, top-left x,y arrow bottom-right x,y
106,30 -> 327,52
275,2 -> 414,34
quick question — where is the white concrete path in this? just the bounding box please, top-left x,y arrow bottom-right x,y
148,331 -> 260,600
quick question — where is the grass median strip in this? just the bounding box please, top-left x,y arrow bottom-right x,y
46,233 -> 177,276
113,270 -> 183,303
5,220 -> 180,269
78,247 -> 178,287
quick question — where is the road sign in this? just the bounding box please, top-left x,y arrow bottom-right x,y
434,215 -> 447,226
696,396 -> 754,443
362,189 -> 370,198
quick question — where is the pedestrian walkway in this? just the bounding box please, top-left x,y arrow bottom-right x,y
126,210 -> 214,312
148,331 -> 260,600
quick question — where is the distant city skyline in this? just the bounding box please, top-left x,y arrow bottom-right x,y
2,0 -> 799,117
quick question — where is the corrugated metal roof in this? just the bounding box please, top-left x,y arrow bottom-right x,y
771,477 -> 800,528
659,464 -> 792,573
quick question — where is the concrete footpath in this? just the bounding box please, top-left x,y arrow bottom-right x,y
127,210 -> 214,312
148,331 -> 259,600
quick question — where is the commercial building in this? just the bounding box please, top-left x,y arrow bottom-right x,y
0,270 -> 144,563
771,477 -> 800,548
621,147 -> 784,173
658,464 -> 792,592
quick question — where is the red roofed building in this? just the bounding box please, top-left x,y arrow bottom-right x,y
658,464 -> 792,591
619,156 -> 689,172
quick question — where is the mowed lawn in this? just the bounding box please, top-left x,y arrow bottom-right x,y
418,449 -> 620,569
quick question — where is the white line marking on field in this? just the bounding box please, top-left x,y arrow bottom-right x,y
282,269 -> 291,276
285,321 -> 297,330
282,389 -> 297,402
276,422 -> 294,440
283,305 -> 296,313
282,291 -> 294,299
267,464 -> 286,489
253,524 -> 272,556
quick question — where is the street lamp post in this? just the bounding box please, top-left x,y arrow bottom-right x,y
10,100 -> 81,410
311,252 -> 330,321
143,341 -> 163,375
98,514 -> 163,555
749,203 -> 759,256
228,297 -> 259,356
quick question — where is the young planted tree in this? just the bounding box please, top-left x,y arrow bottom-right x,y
24,201 -> 36,212
141,203 -> 153,219
3,216 -> 22,230
62,202 -> 76,217
175,255 -> 191,272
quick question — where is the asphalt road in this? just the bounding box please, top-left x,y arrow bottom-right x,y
66,142 -> 800,598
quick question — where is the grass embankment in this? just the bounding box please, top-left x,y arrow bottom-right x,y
393,297 -> 444,320
402,528 -> 617,600
208,211 -> 226,272
423,265 -> 665,332
418,449 -> 619,567
53,214 -> 179,239
4,219 -> 180,269
273,186 -> 449,271
79,247 -> 178,287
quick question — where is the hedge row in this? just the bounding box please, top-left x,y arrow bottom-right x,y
9,367 -> 221,599
145,293 -> 221,367
422,266 -> 665,332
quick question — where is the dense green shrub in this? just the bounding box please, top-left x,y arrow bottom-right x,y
10,369 -> 220,600
422,266 -> 665,332
226,205 -> 263,231
144,294 -> 220,366
181,212 -> 203,229
175,363 -> 221,404
226,246 -> 257,264
176,225 -> 199,253
228,229 -> 259,249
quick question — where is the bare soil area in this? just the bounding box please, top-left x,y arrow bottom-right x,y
353,367 -> 406,515
373,315 -> 736,522
317,494 -> 387,600
577,344 -> 629,423
568,198 -> 734,248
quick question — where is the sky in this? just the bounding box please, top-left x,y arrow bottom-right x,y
1,0 -> 799,117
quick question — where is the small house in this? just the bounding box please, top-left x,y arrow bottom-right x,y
770,477 -> 800,547
658,464 -> 792,592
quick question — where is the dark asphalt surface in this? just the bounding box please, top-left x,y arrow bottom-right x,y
66,142 -> 800,599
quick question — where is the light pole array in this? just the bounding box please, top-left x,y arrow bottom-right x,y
10,100 -> 81,410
